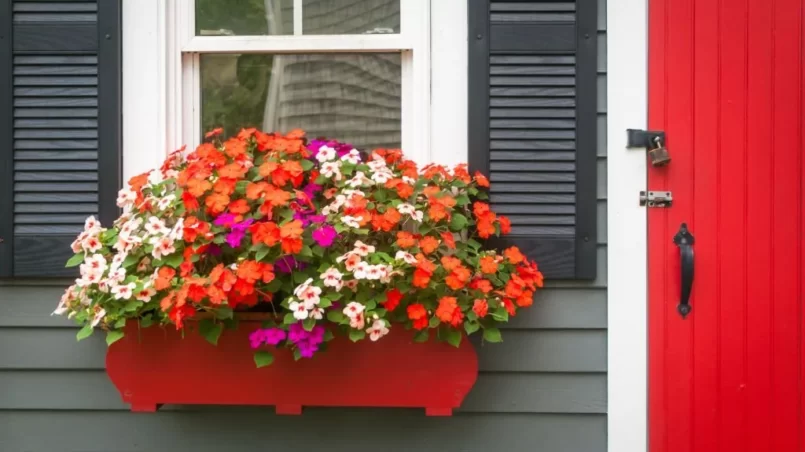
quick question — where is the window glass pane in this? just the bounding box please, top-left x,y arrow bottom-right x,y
196,0 -> 294,36
302,0 -> 400,35
201,53 -> 401,150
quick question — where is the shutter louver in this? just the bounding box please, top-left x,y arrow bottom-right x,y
469,0 -> 597,279
0,0 -> 121,278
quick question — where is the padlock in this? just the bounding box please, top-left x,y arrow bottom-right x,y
648,136 -> 671,166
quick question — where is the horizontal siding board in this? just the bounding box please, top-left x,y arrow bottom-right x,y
0,287 -> 606,329
0,370 -> 606,414
0,412 -> 607,452
0,328 -> 606,372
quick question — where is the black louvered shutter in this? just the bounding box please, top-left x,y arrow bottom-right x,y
468,0 -> 597,279
0,0 -> 121,278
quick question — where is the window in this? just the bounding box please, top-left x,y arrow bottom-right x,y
165,0 -> 429,162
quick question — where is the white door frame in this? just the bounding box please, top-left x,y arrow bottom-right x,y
606,0 -> 649,450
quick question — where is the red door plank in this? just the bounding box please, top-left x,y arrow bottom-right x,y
649,0 -> 804,450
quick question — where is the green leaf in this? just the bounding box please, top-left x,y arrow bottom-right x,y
293,272 -> 310,283
299,159 -> 315,171
428,316 -> 441,328
312,245 -> 324,257
354,228 -> 369,235
464,321 -> 480,335
255,245 -> 270,262
299,245 -> 314,258
349,329 -> 366,342
483,327 -> 503,343
444,328 -> 462,348
65,253 -> 85,268
326,311 -> 346,323
323,329 -> 335,341
163,252 -> 183,268
318,298 -> 332,308
455,194 -> 471,206
215,306 -> 234,320
76,324 -> 93,341
491,308 -> 509,322
467,239 -> 482,250
283,313 -> 297,325
326,292 -> 343,301
413,329 -> 430,343
449,213 -> 469,232
303,317 -> 316,332
293,349 -> 303,361
265,278 -> 282,293
122,254 -> 140,268
123,300 -> 140,312
105,330 -> 125,346
199,319 -> 224,346
139,315 -> 153,328
374,189 -> 387,202
253,351 -> 274,368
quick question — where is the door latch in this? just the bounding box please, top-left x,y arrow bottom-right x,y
639,191 -> 673,208
627,129 -> 671,166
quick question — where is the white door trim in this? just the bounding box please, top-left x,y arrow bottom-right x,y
607,0 -> 649,450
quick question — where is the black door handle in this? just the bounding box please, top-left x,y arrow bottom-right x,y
673,223 -> 695,318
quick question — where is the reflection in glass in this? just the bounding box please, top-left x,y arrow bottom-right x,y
195,0 -> 400,36
201,53 -> 402,151
302,0 -> 399,35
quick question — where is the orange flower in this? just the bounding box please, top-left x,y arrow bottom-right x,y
258,161 -> 278,178
516,290 -> 534,307
205,127 -> 223,139
504,246 -> 525,265
499,215 -> 512,235
246,182 -> 268,200
419,236 -> 440,254
372,208 -> 401,232
413,268 -> 432,288
186,178 -> 212,197
207,285 -> 227,305
385,178 -> 414,199
154,267 -> 176,291
479,256 -> 499,274
474,171 -> 490,188
472,299 -> 489,318
435,296 -> 463,327
228,199 -> 250,215
214,177 -> 237,196
476,218 -> 496,239
236,260 -> 263,284
205,193 -> 230,215
428,204 -> 449,222
470,278 -> 493,294
446,266 -> 471,290
453,164 -> 472,184
183,216 -> 210,242
440,256 -> 461,271
502,298 -> 516,316
264,185 -> 291,207
186,282 -> 207,303
441,231 -> 456,249
473,201 -> 491,218
223,137 -> 247,158
250,221 -> 280,246
280,220 -> 303,239
397,231 -> 417,248
504,275 -> 526,299
407,303 -> 429,330
218,163 -> 247,179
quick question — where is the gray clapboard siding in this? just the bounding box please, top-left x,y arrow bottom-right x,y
0,411 -> 606,452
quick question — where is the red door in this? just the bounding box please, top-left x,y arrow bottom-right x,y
648,0 -> 805,451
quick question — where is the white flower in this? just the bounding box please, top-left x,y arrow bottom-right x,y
316,145 -> 337,162
365,264 -> 385,280
341,148 -> 361,164
343,254 -> 362,272
380,265 -> 396,284
90,308 -> 107,328
111,282 -> 136,300
367,319 -> 390,342
110,253 -> 127,273
353,261 -> 369,280
341,215 -> 362,228
107,267 -> 126,284
320,267 -> 343,288
113,237 -> 138,254
53,287 -> 77,316
119,217 -> 143,236
84,216 -> 101,232
169,218 -> 184,241
75,271 -> 102,288
116,188 -> 137,209
157,194 -> 176,211
371,169 -> 393,184
402,175 -> 416,185
145,217 -> 169,236
367,156 -> 387,172
395,251 -> 418,265
298,285 -> 322,310
80,253 -> 108,276
397,203 -> 416,215
136,287 -> 156,303
320,161 -> 342,180
349,312 -> 365,330
310,307 -> 324,320
289,300 -> 309,320
353,240 -> 375,256
343,279 -> 359,291
347,171 -> 373,188
150,236 -> 176,260
81,235 -> 103,253
71,231 -> 88,253
293,278 -> 315,297
342,301 -> 365,319
343,189 -> 366,200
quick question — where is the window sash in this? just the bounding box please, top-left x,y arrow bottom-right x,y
166,0 -> 429,163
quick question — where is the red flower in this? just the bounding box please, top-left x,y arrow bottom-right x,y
407,303 -> 429,330
472,299 -> 489,318
435,296 -> 464,327
383,289 -> 403,311
168,304 -> 195,329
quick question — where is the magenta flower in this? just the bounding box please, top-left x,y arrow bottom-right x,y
214,213 -> 237,228
249,327 -> 287,349
275,255 -> 308,273
224,218 -> 254,248
312,225 -> 337,248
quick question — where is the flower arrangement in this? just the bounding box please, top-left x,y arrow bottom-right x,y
54,128 -> 544,366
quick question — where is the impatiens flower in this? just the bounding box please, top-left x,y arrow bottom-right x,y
82,235 -> 103,253
352,261 -> 369,280
310,306 -> 324,320
343,302 -> 365,319
407,303 -> 429,330
473,299 -> 489,318
320,161 -> 342,180
111,282 -> 136,300
90,307 -> 106,327
157,194 -> 176,211
394,250 -> 417,265
136,287 -> 156,302
145,216 -> 170,236
116,188 -> 137,209
435,296 -> 464,327
297,285 -> 322,310
367,319 -> 389,341
312,224 -> 337,247
84,216 -> 101,232
150,236 -> 176,260
249,328 -> 286,349
353,240 -> 375,256
320,267 -> 343,288
213,213 -> 237,228
341,148 -> 361,164
346,171 -> 373,188
225,218 -> 254,248
289,300 -> 309,320
504,246 -> 525,265
341,215 -> 362,228
316,145 -> 337,162
479,255 -> 499,274
383,289 -> 403,311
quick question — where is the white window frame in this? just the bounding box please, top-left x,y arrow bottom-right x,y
165,0 -> 431,163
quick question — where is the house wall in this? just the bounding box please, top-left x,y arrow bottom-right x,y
0,1 -> 608,451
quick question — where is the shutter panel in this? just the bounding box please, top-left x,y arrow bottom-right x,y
468,0 -> 597,279
0,0 -> 121,278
